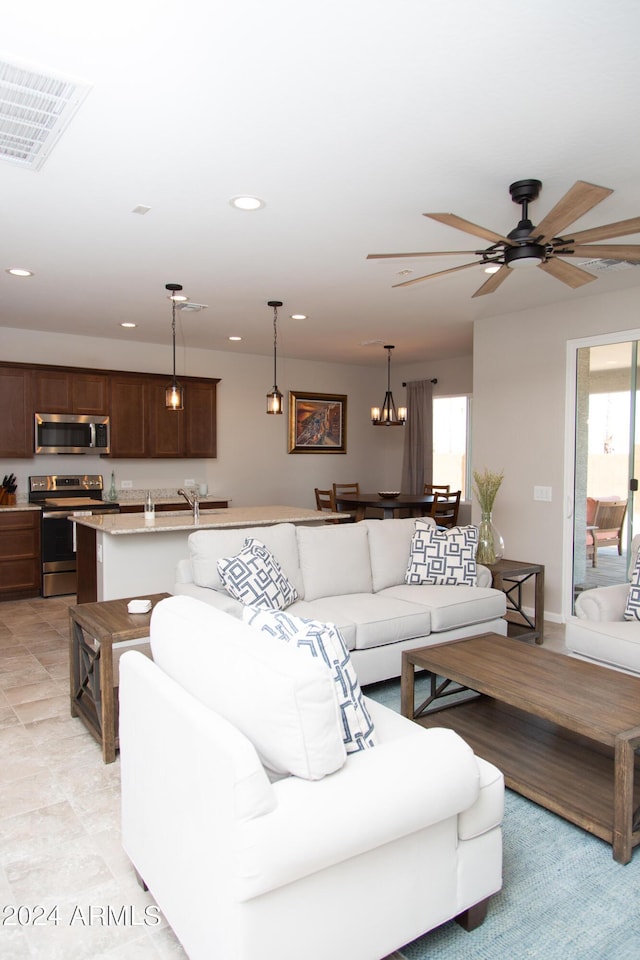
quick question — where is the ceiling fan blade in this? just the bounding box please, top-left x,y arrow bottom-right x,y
391,260 -> 480,288
471,265 -> 511,298
538,257 -> 597,288
534,181 -> 613,244
558,244 -> 640,262
424,213 -> 513,246
367,250 -> 477,260
567,216 -> 640,244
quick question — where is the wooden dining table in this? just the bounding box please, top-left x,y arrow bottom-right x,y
333,492 -> 434,520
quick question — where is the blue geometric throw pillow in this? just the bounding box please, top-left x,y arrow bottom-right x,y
242,607 -> 376,754
217,538 -> 298,610
405,521 -> 478,586
624,551 -> 640,620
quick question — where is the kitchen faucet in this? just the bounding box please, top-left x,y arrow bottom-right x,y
177,488 -> 200,523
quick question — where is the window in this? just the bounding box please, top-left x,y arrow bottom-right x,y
432,395 -> 471,498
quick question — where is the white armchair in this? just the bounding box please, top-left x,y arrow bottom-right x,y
119,596 -> 503,960
566,534 -> 640,676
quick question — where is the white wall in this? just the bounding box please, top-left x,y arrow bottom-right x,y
472,283 -> 640,619
2,326 -> 471,507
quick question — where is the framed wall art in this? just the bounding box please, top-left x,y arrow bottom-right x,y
288,391 -> 347,454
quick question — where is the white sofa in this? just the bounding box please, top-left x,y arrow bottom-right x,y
174,517 -> 507,685
566,534 -> 640,676
119,595 -> 504,960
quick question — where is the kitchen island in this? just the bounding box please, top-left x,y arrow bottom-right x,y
72,506 -> 336,603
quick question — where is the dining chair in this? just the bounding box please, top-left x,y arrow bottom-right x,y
430,490 -> 461,528
424,483 -> 451,494
314,488 -> 348,523
332,482 -> 363,521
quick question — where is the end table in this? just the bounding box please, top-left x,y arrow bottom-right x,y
69,593 -> 170,762
486,559 -> 545,643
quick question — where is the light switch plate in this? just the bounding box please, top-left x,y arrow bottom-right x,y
534,485 -> 552,502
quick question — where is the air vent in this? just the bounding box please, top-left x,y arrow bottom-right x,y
579,258 -> 640,273
0,58 -> 91,170
177,302 -> 208,312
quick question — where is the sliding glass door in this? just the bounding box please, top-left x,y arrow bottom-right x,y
572,340 -> 639,603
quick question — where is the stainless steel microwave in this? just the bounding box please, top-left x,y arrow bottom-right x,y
35,413 -> 110,455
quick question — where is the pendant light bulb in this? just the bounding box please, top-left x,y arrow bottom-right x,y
266,300 -> 284,415
165,282 -> 184,411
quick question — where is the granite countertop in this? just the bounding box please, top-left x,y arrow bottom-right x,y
71,505 -> 334,535
0,503 -> 41,513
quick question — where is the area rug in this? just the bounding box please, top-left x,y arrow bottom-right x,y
365,680 -> 640,960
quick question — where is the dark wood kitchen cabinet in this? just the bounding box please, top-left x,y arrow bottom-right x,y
33,369 -> 109,415
0,361 -> 219,460
109,374 -> 218,458
0,510 -> 41,600
0,366 -> 32,458
108,375 -> 149,458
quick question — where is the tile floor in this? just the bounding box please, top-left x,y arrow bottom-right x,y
0,594 -> 568,959
0,595 -> 188,960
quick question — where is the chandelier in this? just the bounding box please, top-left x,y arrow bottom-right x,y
371,345 -> 406,425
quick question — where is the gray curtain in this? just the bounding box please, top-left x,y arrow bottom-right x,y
400,379 -> 434,494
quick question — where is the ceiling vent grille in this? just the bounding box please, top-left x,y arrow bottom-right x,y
0,58 -> 91,170
580,257 -> 640,273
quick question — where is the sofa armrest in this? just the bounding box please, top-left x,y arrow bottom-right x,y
237,726 -> 482,900
574,582 -> 630,621
476,564 -> 491,587
175,557 -> 193,584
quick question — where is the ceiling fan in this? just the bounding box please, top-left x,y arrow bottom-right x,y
367,179 -> 640,298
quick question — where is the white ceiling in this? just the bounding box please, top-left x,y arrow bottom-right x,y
2,0 -> 640,368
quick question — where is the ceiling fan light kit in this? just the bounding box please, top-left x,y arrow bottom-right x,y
368,179 -> 640,297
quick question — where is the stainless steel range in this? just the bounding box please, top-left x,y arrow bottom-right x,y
29,475 -> 120,597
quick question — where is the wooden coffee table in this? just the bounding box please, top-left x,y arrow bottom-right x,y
69,593 -> 170,763
401,633 -> 640,864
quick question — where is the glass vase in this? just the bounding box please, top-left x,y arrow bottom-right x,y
476,511 -> 504,564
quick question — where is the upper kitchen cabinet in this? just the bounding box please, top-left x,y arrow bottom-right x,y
108,374 -> 149,458
108,373 -> 219,458
33,369 -> 109,415
0,366 -> 32,458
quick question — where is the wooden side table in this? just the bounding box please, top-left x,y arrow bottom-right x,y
486,559 -> 545,643
69,593 -> 170,762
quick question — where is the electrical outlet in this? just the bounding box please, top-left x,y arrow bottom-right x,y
184,478 -> 195,487
121,480 -> 133,489
533,486 -> 552,502
97,544 -> 103,563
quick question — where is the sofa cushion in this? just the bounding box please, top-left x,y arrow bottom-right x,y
379,584 -> 505,633
243,607 -> 377,753
150,596 -> 346,780
365,517 -> 435,592
288,593 -> 431,651
296,523 -> 373,600
405,522 -> 478,586
217,538 -> 299,610
189,524 -> 304,597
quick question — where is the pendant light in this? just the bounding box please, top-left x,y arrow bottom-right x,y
371,345 -> 407,425
165,282 -> 185,411
266,299 -> 284,414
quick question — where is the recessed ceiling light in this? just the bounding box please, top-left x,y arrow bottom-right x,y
121,322 -> 136,328
229,195 -> 265,211
228,335 -> 242,341
484,264 -> 501,274
290,313 -> 307,320
6,267 -> 33,277
396,269 -> 413,277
